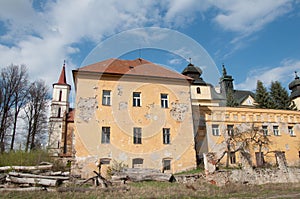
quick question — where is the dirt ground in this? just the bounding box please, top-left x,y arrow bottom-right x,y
1,178 -> 300,199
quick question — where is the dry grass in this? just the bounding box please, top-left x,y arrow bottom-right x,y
1,179 -> 300,199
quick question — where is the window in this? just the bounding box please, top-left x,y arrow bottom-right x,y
163,128 -> 170,144
161,94 -> 168,108
133,127 -> 142,144
133,92 -> 141,107
59,90 -> 62,101
227,125 -> 234,136
262,125 -> 268,136
212,124 -> 220,136
57,107 -> 61,118
288,126 -> 295,136
100,158 -> 110,165
163,159 -> 171,171
101,127 -> 110,144
132,158 -> 143,168
230,152 -> 236,164
102,90 -> 111,106
273,125 -> 279,136
196,87 -> 201,94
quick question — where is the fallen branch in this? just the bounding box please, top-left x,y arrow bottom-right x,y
8,172 -> 69,180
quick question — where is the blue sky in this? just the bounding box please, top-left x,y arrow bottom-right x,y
0,0 -> 300,93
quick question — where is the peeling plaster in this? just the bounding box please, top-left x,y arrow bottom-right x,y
119,102 -> 128,110
77,97 -> 98,122
117,85 -> 123,96
170,102 -> 188,122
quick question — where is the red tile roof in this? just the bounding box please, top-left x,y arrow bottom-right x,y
57,66 -> 67,84
78,58 -> 191,80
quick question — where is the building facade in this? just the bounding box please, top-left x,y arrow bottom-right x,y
49,59 -> 300,178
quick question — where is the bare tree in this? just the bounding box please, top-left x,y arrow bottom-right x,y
233,123 -> 271,167
0,64 -> 28,152
24,80 -> 49,151
10,65 -> 29,150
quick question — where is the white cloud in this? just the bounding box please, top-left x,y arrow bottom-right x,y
235,59 -> 300,91
0,0 -> 296,91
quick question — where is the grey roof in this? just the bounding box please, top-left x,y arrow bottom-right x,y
233,90 -> 255,104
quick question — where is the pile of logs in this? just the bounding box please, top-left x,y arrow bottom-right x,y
0,163 -> 70,191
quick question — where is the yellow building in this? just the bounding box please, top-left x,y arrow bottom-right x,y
49,58 -> 197,178
182,63 -> 300,167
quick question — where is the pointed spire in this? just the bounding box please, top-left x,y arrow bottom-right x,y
222,63 -> 227,76
57,60 -> 67,84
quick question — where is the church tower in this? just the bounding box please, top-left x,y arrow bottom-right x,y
289,71 -> 300,110
48,62 -> 71,156
219,64 -> 234,96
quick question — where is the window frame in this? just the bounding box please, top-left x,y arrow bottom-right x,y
163,159 -> 171,171
288,126 -> 295,136
212,124 -> 220,136
133,127 -> 142,144
160,93 -> 169,108
227,125 -> 234,136
196,87 -> 201,94
132,158 -> 144,168
273,125 -> 279,136
262,125 -> 268,136
163,128 -> 170,144
133,92 -> 141,107
101,127 -> 110,144
102,90 -> 111,106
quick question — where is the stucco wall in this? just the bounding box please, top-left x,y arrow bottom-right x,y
72,73 -> 197,178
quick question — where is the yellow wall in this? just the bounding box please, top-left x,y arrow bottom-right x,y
198,106 -> 300,167
72,73 -> 196,178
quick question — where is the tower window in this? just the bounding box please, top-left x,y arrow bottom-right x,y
163,159 -> 171,171
58,107 -> 61,118
132,158 -> 143,168
59,90 -> 62,101
288,126 -> 295,136
262,125 -> 268,136
196,87 -> 201,94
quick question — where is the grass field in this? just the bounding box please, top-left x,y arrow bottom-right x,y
1,180 -> 300,198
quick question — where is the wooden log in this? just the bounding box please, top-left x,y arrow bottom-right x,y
0,165 -> 53,172
8,172 -> 69,180
7,176 -> 58,187
0,187 -> 48,192
114,168 -> 174,182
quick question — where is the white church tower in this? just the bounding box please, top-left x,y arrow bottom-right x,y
48,61 -> 71,156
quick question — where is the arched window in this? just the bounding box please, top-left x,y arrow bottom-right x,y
196,87 -> 201,94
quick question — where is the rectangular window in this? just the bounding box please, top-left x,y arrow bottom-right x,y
133,127 -> 142,144
230,152 -> 236,164
133,92 -> 141,107
102,90 -> 111,106
227,125 -> 234,136
288,126 -> 295,136
273,125 -> 279,136
262,125 -> 268,136
163,128 -> 170,144
163,159 -> 171,171
132,158 -> 143,168
161,94 -> 169,108
101,127 -> 110,144
212,124 -> 220,136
